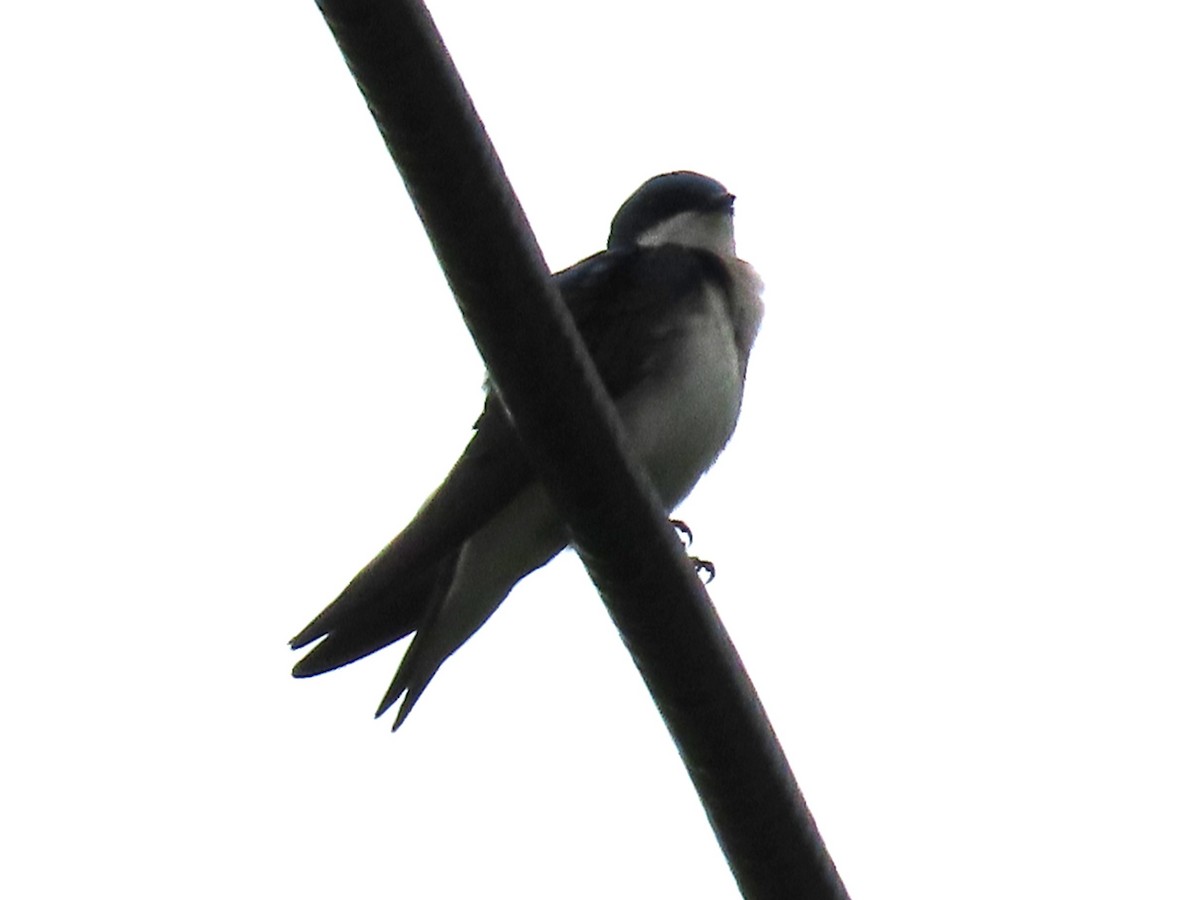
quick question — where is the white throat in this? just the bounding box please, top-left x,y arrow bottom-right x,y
635,210 -> 737,257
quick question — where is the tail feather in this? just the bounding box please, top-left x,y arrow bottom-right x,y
375,641 -> 444,732
389,675 -> 436,732
374,644 -> 440,731
290,530 -> 441,651
373,560 -> 458,727
290,611 -> 416,678
290,554 -> 456,677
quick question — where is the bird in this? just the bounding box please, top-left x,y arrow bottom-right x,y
290,171 -> 764,730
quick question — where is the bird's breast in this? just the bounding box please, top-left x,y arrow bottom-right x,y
617,282 -> 746,510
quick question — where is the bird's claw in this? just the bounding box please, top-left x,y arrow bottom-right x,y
671,521 -> 713,581
670,519 -> 694,546
692,557 -> 716,583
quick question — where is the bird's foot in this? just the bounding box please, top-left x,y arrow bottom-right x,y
672,520 -> 714,582
670,519 -> 694,546
691,557 -> 716,584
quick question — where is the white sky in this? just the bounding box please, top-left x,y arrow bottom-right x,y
2,1 -> 1198,897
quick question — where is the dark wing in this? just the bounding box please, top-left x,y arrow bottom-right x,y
289,393 -> 533,675
560,245 -> 730,398
290,245 -> 726,677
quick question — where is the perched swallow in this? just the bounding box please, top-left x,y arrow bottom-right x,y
291,171 -> 764,729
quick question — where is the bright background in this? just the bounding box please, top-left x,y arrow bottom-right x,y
2,2 -> 1197,897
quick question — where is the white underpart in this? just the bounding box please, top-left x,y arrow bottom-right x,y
616,280 -> 744,508
408,208 -> 760,689
415,283 -> 750,684
636,209 -> 737,257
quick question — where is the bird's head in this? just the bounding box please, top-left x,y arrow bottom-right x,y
607,171 -> 736,257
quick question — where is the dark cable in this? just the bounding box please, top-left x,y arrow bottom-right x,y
312,2 -> 849,896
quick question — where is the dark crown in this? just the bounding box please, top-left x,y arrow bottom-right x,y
608,171 -> 733,250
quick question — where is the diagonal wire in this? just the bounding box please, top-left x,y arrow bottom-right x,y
310,1 -> 849,896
